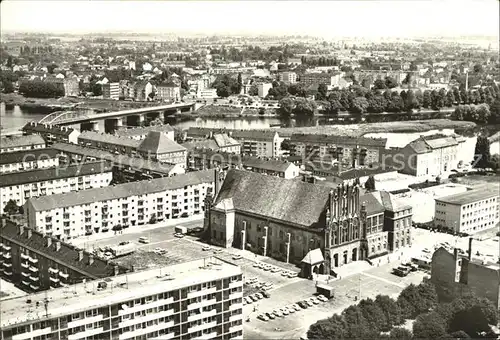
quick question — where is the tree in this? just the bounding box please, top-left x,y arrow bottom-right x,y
4,199 -> 19,215
389,327 -> 412,339
307,314 -> 347,340
473,136 -> 491,169
385,76 -> 398,89
365,175 -> 376,191
149,117 -> 164,126
358,298 -> 386,332
375,294 -> 403,330
317,83 -> 328,101
294,98 -> 316,116
405,89 -> 419,112
350,96 -> 369,114
279,97 -> 295,117
373,79 -> 387,90
258,107 -> 266,115
342,305 -> 373,338
216,84 -> 230,98
397,284 -> 420,318
422,90 -> 432,109
412,312 -> 447,339
47,64 -> 58,74
3,81 -> 14,93
476,103 -> 491,124
367,95 -> 387,113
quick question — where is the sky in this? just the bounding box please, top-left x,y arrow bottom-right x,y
1,0 -> 499,38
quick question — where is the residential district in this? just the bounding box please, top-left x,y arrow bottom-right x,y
0,27 -> 499,340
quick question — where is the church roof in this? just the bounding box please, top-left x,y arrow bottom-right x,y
301,248 -> 324,265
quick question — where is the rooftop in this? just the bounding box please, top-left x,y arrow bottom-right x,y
290,133 -> 387,148
0,218 -> 130,283
51,143 -> 177,175
22,122 -> 77,136
0,148 -> 59,165
114,125 -> 174,138
138,131 -> 186,154
0,256 -> 241,329
213,133 -> 240,148
79,131 -> 141,148
0,161 -> 112,188
436,186 -> 500,206
28,169 -> 214,211
0,135 -> 46,150
185,128 -> 279,141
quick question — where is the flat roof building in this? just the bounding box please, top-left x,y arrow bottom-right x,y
1,257 -> 243,340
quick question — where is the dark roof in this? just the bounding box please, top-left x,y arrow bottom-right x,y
28,170 -> 214,211
231,129 -> 278,141
114,125 -> 174,138
0,148 -> 59,165
0,135 -> 46,150
214,169 -> 330,228
79,131 -> 140,148
436,186 -> 500,206
0,219 -> 129,278
22,122 -> 77,137
360,192 -> 386,215
51,142 -> 176,175
138,131 -> 186,154
0,161 -> 112,187
406,138 -> 431,154
290,133 -> 387,148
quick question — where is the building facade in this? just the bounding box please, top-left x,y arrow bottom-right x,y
25,170 -> 215,239
0,161 -> 113,210
257,83 -> 272,98
1,257 -> 243,340
231,130 -> 282,158
206,170 -> 412,274
137,132 -> 187,167
279,72 -> 297,85
114,125 -> 175,141
102,82 -> 120,100
289,134 -> 387,167
0,219 -> 129,293
22,122 -> 80,145
0,135 -> 46,154
0,148 -> 60,174
157,83 -> 181,102
300,73 -> 335,87
434,186 -> 500,235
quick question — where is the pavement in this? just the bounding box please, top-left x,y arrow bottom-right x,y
0,278 -> 27,301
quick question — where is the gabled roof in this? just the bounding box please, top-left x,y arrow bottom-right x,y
138,131 -> 186,154
301,248 -> 324,265
1,219 -> 129,278
0,148 -> 59,165
22,122 -> 77,137
183,140 -> 220,151
214,170 -> 331,228
79,131 -> 141,148
0,135 -> 46,150
406,138 -> 432,154
213,134 -> 240,148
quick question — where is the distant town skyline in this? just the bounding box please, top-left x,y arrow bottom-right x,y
1,0 -> 499,39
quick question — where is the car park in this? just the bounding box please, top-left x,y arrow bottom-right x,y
287,271 -> 298,278
257,314 -> 269,321
286,305 -> 296,313
291,304 -> 301,311
252,262 -> 260,268
273,309 -> 283,317
265,312 -> 275,320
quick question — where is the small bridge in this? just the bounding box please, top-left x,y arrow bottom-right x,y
38,102 -> 198,126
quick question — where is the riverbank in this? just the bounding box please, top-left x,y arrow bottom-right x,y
275,119 -> 477,137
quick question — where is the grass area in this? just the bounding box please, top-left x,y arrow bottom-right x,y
0,291 -> 9,298
192,104 -> 270,118
113,250 -> 180,271
277,119 -> 477,137
456,174 -> 500,186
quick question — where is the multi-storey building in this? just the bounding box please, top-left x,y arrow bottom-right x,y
0,135 -> 46,154
52,143 -> 185,180
157,82 -> 181,102
188,148 -> 300,179
25,170 -> 215,239
205,170 -> 412,274
230,130 -> 281,158
22,122 -> 80,145
257,83 -> 272,98
43,77 -> 79,97
0,148 -> 60,173
0,218 -> 130,292
102,82 -> 120,100
183,134 -> 241,154
114,125 -> 175,141
0,161 -> 112,210
431,240 -> 500,308
300,73 -> 336,87
79,131 -> 187,167
398,135 -> 465,177
279,72 -> 297,84
1,257 -> 244,340
289,134 -> 387,167
434,186 -> 500,235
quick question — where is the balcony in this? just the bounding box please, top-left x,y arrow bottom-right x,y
29,256 -> 38,264
50,276 -> 60,283
192,331 -> 218,340
29,266 -> 39,272
188,298 -> 217,311
189,320 -> 218,334
49,267 -> 59,274
3,252 -> 11,259
3,244 -> 11,251
4,270 -> 12,276
229,314 -> 241,323
21,262 -> 29,269
59,271 -> 69,279
187,309 -> 217,322
228,291 -> 243,301
187,286 -> 217,299
228,281 -> 242,290
229,303 -> 243,311
21,271 -> 29,278
22,280 -> 30,286
29,284 -> 40,290
30,275 -> 40,282
3,262 -> 12,268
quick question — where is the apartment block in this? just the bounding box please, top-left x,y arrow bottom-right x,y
0,148 -> 60,173
114,125 -> 175,141
0,161 -> 112,210
25,170 -> 215,239
157,82 -> 181,102
300,73 -> 336,87
102,82 -> 120,100
1,257 -> 243,340
434,186 -> 500,235
0,218 -> 130,293
257,83 -> 272,98
0,135 -> 46,154
279,72 -> 297,84
22,122 -> 80,145
289,134 -> 387,167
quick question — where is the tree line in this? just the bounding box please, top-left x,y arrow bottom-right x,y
18,80 -> 64,98
307,279 -> 498,339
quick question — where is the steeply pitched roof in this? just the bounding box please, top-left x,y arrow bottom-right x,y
406,138 -> 432,154
0,135 -> 46,150
423,136 -> 458,149
0,161 -> 112,187
214,170 -> 331,228
360,191 -> 386,216
0,148 -> 59,165
28,170 -> 214,212
301,248 -> 324,264
362,191 -> 411,213
138,131 -> 186,154
1,219 -> 129,278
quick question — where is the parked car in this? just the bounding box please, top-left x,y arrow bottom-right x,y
174,233 -> 185,238
254,293 -> 263,300
232,254 -> 243,260
257,314 -> 269,321
306,299 -> 314,307
291,304 -> 301,311
273,309 -> 284,317
213,249 -> 223,254
280,308 -> 290,316
138,237 -> 150,244
392,266 -> 411,277
271,267 -> 281,273
265,312 -> 275,320
244,296 -> 253,304
261,291 -> 270,298
202,245 -> 211,251
310,297 -> 320,305
285,305 -> 296,313
317,295 -> 328,302
287,271 -> 298,278
297,301 -> 308,309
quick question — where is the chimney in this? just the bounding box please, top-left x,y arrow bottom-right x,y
113,264 -> 119,276
27,229 -> 32,239
453,248 -> 458,261
78,249 -> 84,261
468,238 -> 472,260
47,237 -> 52,248
88,254 -> 94,266
19,225 -> 25,235
55,241 -> 61,251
